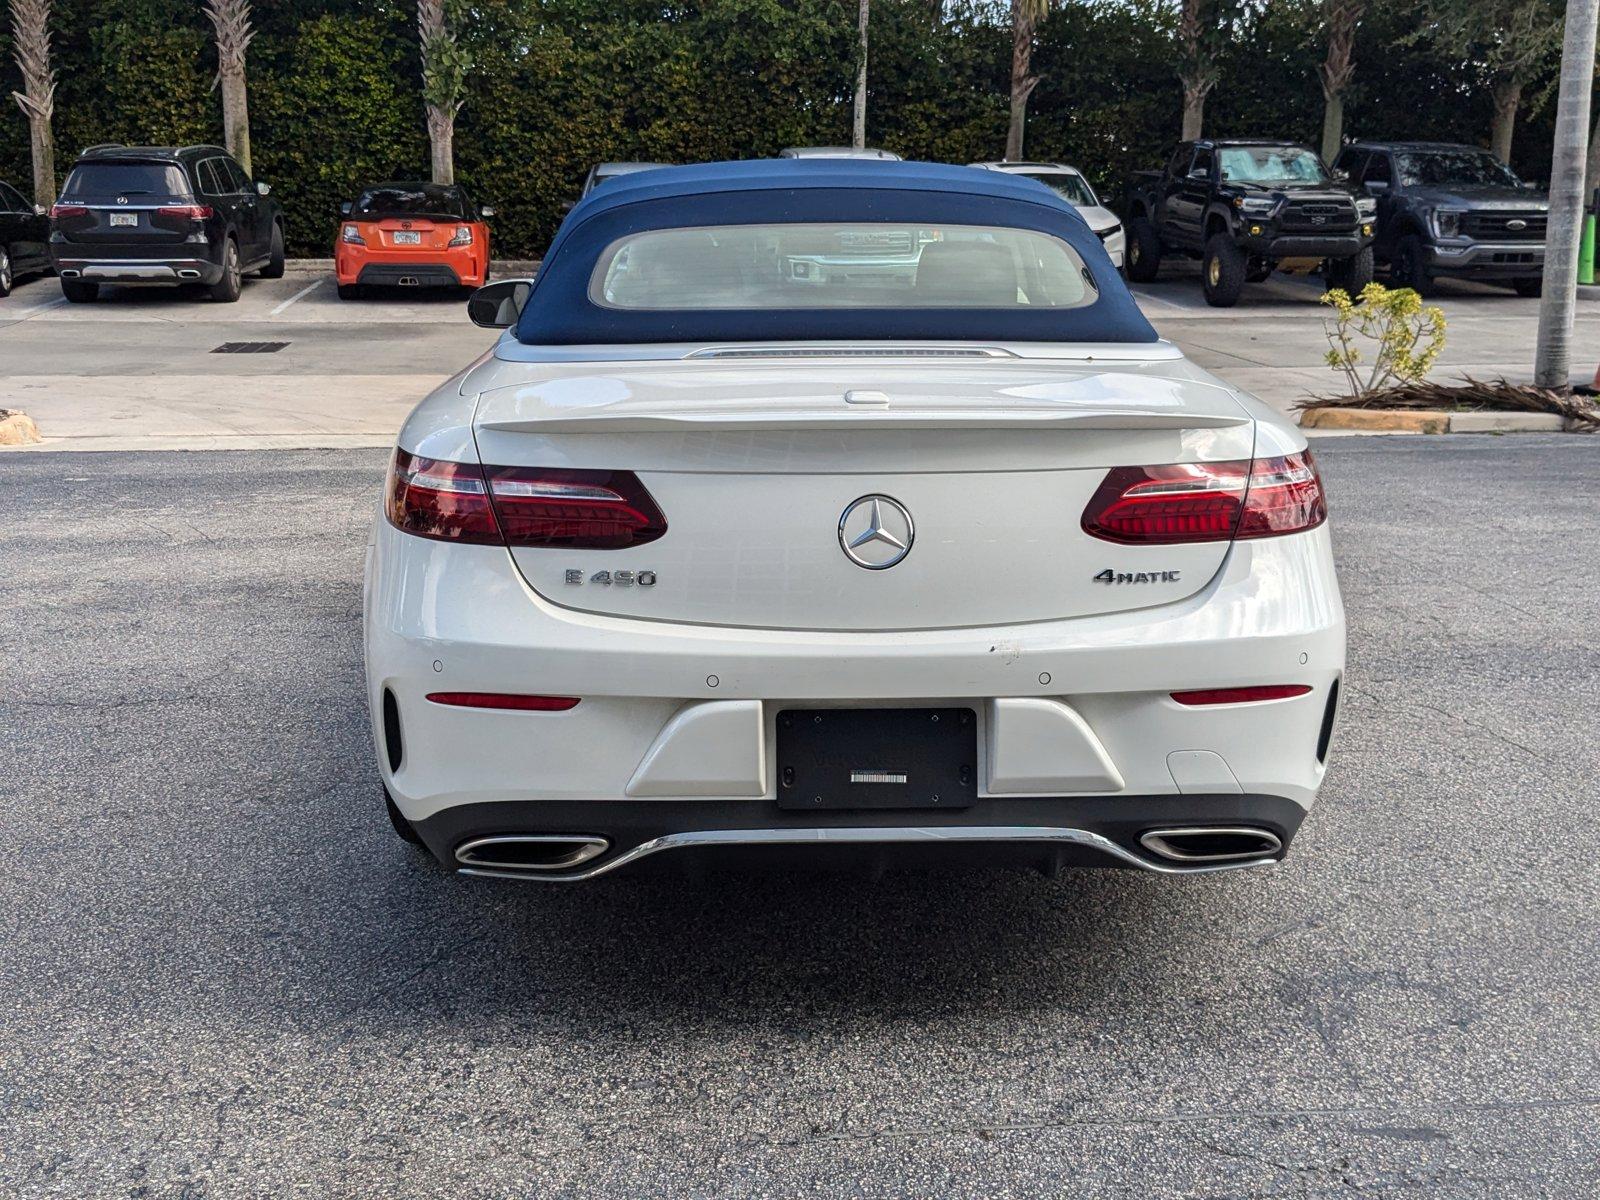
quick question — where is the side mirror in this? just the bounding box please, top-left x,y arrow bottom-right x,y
34,204 -> 47,216
479,204 -> 496,219
1332,168 -> 1350,182
256,180 -> 272,197
1187,167 -> 1207,180
467,279 -> 533,329
340,201 -> 352,217
1365,180 -> 1389,194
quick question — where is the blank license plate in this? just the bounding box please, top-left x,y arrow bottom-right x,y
776,708 -> 977,810
109,213 -> 138,227
392,231 -> 421,245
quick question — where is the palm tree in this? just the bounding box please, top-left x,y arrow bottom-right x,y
418,0 -> 471,185
1318,0 -> 1364,164
1006,0 -> 1048,161
852,0 -> 869,149
202,0 -> 255,173
7,0 -> 56,208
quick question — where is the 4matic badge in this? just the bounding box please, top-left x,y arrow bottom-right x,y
1094,568 -> 1181,585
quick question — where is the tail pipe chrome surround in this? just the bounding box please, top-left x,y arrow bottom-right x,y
176,269 -> 202,279
1138,826 -> 1283,865
398,275 -> 420,287
455,826 -> 1281,883
59,268 -> 81,278
455,834 -> 610,876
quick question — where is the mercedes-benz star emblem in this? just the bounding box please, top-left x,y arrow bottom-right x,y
116,196 -> 128,205
838,495 -> 914,570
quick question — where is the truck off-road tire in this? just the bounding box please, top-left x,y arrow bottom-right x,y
208,237 -> 243,303
1125,217 -> 1162,282
1391,234 -> 1436,297
61,278 -> 99,303
1324,246 -> 1374,295
385,787 -> 425,847
1201,235 -> 1245,308
260,224 -> 286,279
1512,277 -> 1542,298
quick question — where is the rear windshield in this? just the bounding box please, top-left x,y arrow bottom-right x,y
1013,171 -> 1097,207
63,162 -> 190,198
351,184 -> 470,219
592,223 -> 1097,310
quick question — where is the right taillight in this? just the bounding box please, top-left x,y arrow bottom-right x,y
1081,451 -> 1326,545
385,450 -> 667,549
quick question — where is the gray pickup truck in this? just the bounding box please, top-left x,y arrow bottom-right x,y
1332,141 -> 1547,297
1123,139 -> 1376,307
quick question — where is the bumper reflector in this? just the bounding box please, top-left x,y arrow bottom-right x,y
1171,684 -> 1312,707
426,692 -> 580,711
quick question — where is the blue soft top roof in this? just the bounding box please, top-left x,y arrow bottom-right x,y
514,160 -> 1157,346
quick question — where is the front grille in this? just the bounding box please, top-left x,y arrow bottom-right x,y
1280,198 -> 1357,232
1463,212 -> 1546,241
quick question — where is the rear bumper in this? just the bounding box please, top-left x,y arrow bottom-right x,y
1425,241 -> 1544,277
52,254 -> 222,284
356,263 -> 465,288
336,243 -> 486,289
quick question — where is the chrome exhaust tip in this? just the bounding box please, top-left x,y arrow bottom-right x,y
398,275 -> 419,287
59,268 -> 80,278
1138,827 -> 1283,865
455,834 -> 610,875
177,269 -> 201,279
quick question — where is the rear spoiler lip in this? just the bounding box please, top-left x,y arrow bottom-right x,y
475,408 -> 1251,434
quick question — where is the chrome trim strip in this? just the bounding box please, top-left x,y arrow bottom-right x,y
456,825 -> 1279,882
456,834 -> 610,873
1138,826 -> 1283,864
80,264 -> 180,279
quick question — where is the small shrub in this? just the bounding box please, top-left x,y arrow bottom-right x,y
1320,282 -> 1447,399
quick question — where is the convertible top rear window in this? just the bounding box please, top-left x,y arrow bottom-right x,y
593,223 -> 1097,311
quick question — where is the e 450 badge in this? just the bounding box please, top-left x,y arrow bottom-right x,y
565,569 -> 657,587
1094,568 -> 1180,585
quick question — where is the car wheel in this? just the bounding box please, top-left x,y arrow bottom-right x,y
1391,234 -> 1436,297
1513,276 -> 1542,298
209,238 -> 242,302
1201,234 -> 1245,308
1324,245 -> 1374,295
337,283 -> 364,301
385,788 -> 425,847
260,224 -> 285,279
1125,217 -> 1162,283
61,277 -> 99,303
0,248 -> 12,297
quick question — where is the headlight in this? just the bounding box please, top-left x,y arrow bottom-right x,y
448,225 -> 473,247
1234,197 -> 1280,217
1356,197 -> 1377,218
1432,209 -> 1465,238
341,224 -> 364,245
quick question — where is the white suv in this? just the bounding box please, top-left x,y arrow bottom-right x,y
971,161 -> 1124,269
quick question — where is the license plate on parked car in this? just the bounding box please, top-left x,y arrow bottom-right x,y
776,707 -> 977,810
392,231 -> 421,245
109,213 -> 137,227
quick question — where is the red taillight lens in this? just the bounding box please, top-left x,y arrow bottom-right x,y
1082,451 -> 1326,545
484,467 -> 667,549
426,692 -> 580,711
50,203 -> 88,219
385,452 -> 667,550
156,204 -> 214,220
1171,684 -> 1313,706
385,450 -> 501,544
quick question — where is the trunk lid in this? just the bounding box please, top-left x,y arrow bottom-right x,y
470,355 -> 1255,632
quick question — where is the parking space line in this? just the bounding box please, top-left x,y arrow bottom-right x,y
269,279 -> 324,316
13,296 -> 69,318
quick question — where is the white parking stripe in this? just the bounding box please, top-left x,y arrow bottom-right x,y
13,296 -> 69,317
269,278 -> 323,316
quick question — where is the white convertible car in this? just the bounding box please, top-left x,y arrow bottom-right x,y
364,160 -> 1345,882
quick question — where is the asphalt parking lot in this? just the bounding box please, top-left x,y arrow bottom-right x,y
3,436 -> 1598,1197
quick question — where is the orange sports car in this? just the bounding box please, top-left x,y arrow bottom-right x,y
335,181 -> 493,299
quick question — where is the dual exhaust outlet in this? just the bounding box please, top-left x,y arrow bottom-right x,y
1138,826 -> 1283,864
456,834 -> 610,875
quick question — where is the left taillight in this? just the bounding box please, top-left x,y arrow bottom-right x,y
385,451 -> 668,549
1081,451 -> 1327,545
50,203 -> 88,219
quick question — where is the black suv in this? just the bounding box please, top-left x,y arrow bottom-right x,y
0,178 -> 51,297
49,144 -> 285,303
1124,139 -> 1376,306
1332,141 -> 1548,297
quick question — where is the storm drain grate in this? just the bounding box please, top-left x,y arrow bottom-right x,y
211,341 -> 290,354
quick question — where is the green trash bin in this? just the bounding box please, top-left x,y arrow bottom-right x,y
1582,212 -> 1596,286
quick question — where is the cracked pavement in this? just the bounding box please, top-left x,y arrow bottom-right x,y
1,438 -> 1598,1197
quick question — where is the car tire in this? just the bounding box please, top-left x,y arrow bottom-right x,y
209,238 -> 242,303
1324,245 -> 1374,295
384,788 -> 425,847
61,278 -> 99,303
337,283 -> 364,301
0,248 -> 12,297
1391,234 -> 1436,297
1125,217 -> 1162,283
1513,277 -> 1542,298
1201,234 -> 1245,308
260,224 -> 285,279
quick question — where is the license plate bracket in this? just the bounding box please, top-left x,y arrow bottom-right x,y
392,231 -> 421,245
776,707 -> 977,810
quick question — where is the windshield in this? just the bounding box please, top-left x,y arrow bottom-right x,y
1218,147 -> 1328,184
1396,151 -> 1521,189
1013,171 -> 1096,207
63,162 -> 189,198
351,184 -> 470,219
593,223 -> 1097,310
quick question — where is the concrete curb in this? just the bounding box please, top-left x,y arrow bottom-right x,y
1299,407 -> 1579,434
0,409 -> 42,446
1578,284 -> 1600,302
